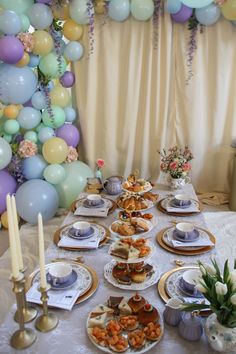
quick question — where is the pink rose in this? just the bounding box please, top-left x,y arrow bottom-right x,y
96,159 -> 105,169
169,162 -> 177,170
182,162 -> 191,171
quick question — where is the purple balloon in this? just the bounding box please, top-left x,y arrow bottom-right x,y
59,71 -> 75,88
56,124 -> 80,148
171,4 -> 193,23
0,170 -> 17,214
36,0 -> 52,3
14,134 -> 24,143
0,36 -> 24,64
23,99 -> 33,108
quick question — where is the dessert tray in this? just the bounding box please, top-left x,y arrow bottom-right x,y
109,238 -> 155,263
70,195 -> 117,215
110,218 -> 153,239
117,192 -> 158,212
122,180 -> 152,194
86,294 -> 164,354
104,260 -> 160,290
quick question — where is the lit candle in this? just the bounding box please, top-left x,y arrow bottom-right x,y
38,213 -> 47,289
11,195 -> 24,271
6,195 -> 19,279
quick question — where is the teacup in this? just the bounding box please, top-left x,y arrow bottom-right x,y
72,221 -> 91,236
48,263 -> 72,286
87,194 -> 102,206
175,222 -> 195,240
174,194 -> 191,207
182,269 -> 201,292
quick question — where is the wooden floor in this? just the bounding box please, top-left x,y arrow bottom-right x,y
0,229 -> 9,257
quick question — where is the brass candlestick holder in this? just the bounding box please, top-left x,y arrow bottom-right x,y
10,273 -> 37,350
14,267 -> 38,323
35,283 -> 58,332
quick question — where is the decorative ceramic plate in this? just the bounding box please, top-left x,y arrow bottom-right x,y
157,197 -> 202,217
109,219 -> 153,239
70,196 -> 117,215
108,240 -> 155,264
163,227 -> 209,251
104,260 -> 160,291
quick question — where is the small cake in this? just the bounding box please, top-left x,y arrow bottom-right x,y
128,293 -> 146,314
88,313 -> 107,329
117,274 -> 132,286
112,263 -> 129,279
130,265 -> 147,283
138,303 -> 159,325
131,218 -> 149,232
118,298 -> 132,315
108,296 -> 124,309
111,248 -> 129,260
128,329 -> 146,349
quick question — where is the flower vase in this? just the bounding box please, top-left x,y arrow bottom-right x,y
167,175 -> 191,190
205,313 -> 236,353
95,168 -> 103,182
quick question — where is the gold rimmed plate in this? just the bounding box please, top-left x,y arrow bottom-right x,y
26,260 -> 99,306
156,226 -> 215,256
70,195 -> 117,215
157,197 -> 203,217
53,221 -> 110,252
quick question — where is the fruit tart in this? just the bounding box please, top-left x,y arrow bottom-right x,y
119,315 -> 139,331
143,322 -> 162,341
128,329 -> 146,349
108,334 -> 129,353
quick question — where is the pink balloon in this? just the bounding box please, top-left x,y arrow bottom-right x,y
0,170 -> 17,214
0,36 -> 24,64
171,4 -> 193,23
56,124 -> 80,148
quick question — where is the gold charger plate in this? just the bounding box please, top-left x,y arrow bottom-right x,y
157,198 -> 203,217
26,260 -> 99,306
70,195 -> 117,214
53,221 -> 110,252
156,226 -> 215,256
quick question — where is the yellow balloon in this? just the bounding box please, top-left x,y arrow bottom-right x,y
52,1 -> 70,20
42,137 -> 68,164
1,211 -> 20,229
4,105 -> 19,119
222,0 -> 236,20
50,86 -> 71,108
32,30 -> 54,56
63,19 -> 83,41
15,52 -> 30,67
95,1 -> 106,14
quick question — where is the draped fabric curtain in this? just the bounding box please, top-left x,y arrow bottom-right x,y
72,14 -> 236,193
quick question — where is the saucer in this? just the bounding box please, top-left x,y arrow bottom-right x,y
176,277 -> 203,298
47,270 -> 78,290
172,229 -> 200,243
68,227 -> 95,240
83,199 -> 105,209
171,199 -> 192,209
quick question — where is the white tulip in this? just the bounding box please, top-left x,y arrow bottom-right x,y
230,294 -> 236,306
215,281 -> 228,296
204,264 -> 217,276
199,265 -> 207,275
228,270 -> 236,283
196,281 -> 207,293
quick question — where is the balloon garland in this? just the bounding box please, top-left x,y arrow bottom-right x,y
0,0 -> 234,224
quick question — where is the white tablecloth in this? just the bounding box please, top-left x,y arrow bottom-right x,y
0,184 -> 235,354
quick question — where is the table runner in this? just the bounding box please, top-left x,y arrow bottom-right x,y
0,184 -> 234,354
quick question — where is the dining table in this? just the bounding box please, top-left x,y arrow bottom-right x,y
0,183 -> 235,354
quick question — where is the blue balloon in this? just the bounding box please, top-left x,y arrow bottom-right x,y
0,64 -> 37,104
17,107 -> 42,129
69,0 -> 90,25
38,126 -> 55,143
64,107 -> 76,123
15,179 -> 59,224
195,4 -> 220,26
31,91 -> 46,110
22,154 -> 48,180
28,54 -> 40,67
181,0 -> 213,9
165,0 -> 182,14
0,10 -> 22,35
27,3 -> 53,30
108,0 -> 130,22
63,41 -> 84,61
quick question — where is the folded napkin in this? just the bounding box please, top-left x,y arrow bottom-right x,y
74,199 -> 110,217
183,297 -> 210,307
197,192 -> 229,206
171,238 -> 214,248
27,280 -> 83,311
58,230 -> 101,249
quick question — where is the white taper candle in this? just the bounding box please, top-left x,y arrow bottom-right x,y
38,213 -> 47,289
11,195 -> 24,271
6,195 -> 19,279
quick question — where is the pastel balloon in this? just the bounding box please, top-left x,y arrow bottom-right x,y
27,3 -> 53,30
165,0 -> 182,14
52,0 -> 70,20
36,123 -> 46,133
31,91 -> 46,110
130,0 -> 154,21
0,36 -> 24,64
38,126 -> 55,143
22,154 -> 47,180
28,54 -> 40,67
69,0 -> 90,25
50,86 -> 70,107
15,52 -> 30,67
1,211 -> 9,229
64,41 -> 84,61
171,4 -> 193,23
63,19 -> 84,41
181,0 -> 213,8
42,106 -> 66,129
32,30 -> 54,56
4,105 -> 19,119
64,107 -> 76,122
0,10 -> 22,35
43,164 -> 66,184
15,179 -> 59,224
17,107 -> 42,129
222,0 -> 236,21
196,4 -> 220,26
2,134 -> 12,143
20,14 -> 30,32
4,120 -> 20,135
24,131 -> 38,143
0,170 -> 17,214
39,52 -> 67,79
56,124 -> 80,147
0,137 -> 12,169
59,71 -> 75,88
55,161 -> 93,207
42,137 -> 68,164
0,0 -> 34,14
108,0 -> 130,22
0,64 -> 37,104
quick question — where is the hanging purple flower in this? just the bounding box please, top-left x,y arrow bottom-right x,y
87,0 -> 95,58
186,14 -> 202,85
7,155 -> 26,186
152,0 -> 163,50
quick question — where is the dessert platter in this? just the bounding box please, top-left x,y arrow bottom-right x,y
70,195 -> 117,215
109,238 -> 154,263
86,294 -> 164,353
122,173 -> 153,194
110,218 -> 153,238
118,211 -> 154,222
157,194 -> 202,216
104,260 -> 160,290
117,192 -> 158,212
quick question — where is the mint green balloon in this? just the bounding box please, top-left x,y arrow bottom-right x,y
44,164 -> 66,185
55,161 -> 94,208
24,131 -> 38,143
2,134 -> 12,143
42,106 -> 65,129
39,53 -> 67,79
4,120 -> 20,135
20,14 -> 30,32
0,0 -> 34,14
131,0 -> 154,21
36,123 -> 46,133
